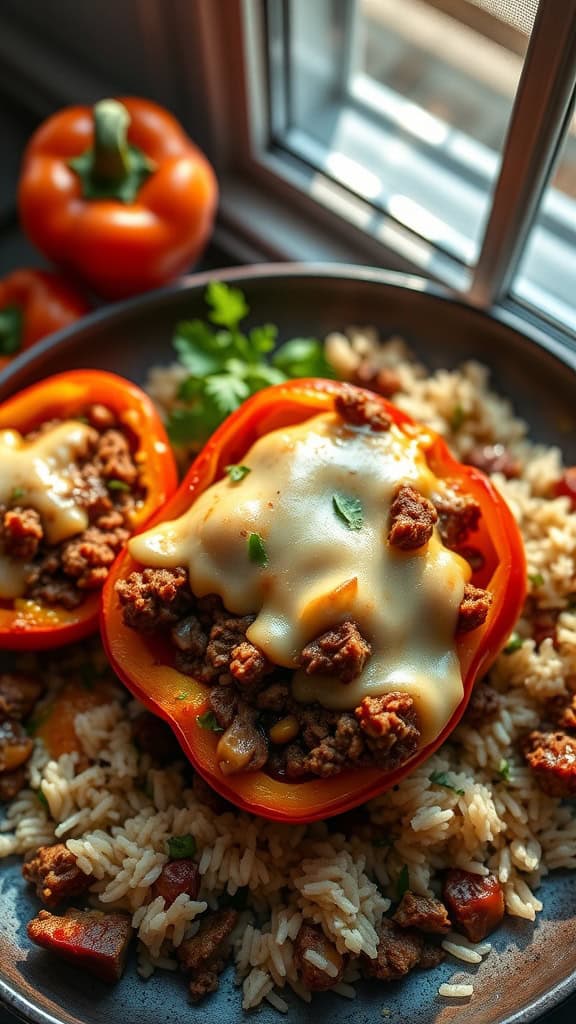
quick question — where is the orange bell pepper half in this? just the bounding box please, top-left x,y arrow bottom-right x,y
0,269 -> 89,372
102,379 -> 526,823
18,97 -> 218,300
0,370 -> 177,650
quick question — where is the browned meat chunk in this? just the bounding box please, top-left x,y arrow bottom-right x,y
293,923 -> 345,991
463,684 -> 502,727
171,615 -> 207,658
355,693 -> 420,769
303,713 -> 364,777
255,682 -> 290,712
204,615 -> 255,682
362,918 -> 441,981
522,730 -> 576,797
95,429 -> 138,485
465,444 -> 521,480
208,686 -> 238,730
177,909 -> 237,1003
23,843 -> 92,908
282,743 -> 309,779
27,908 -> 132,982
548,683 -> 576,731
26,575 -> 83,610
0,766 -> 27,802
229,641 -> 271,689
132,712 -> 181,764
215,704 -> 268,775
2,507 -> 43,559
300,621 -> 371,684
434,489 -> 481,548
442,870 -> 504,942
151,859 -> 199,907
392,891 -> 451,934
457,583 -> 493,633
0,672 -> 44,720
116,567 -> 194,632
388,485 -> 438,551
335,388 -> 392,432
61,525 -> 130,590
419,944 -> 446,969
0,720 -> 33,772
353,365 -> 401,399
87,404 -> 116,431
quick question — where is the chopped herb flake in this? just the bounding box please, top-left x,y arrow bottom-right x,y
396,864 -> 410,900
450,404 -> 465,431
37,789 -> 49,811
107,479 -> 131,492
504,631 -> 523,654
529,572 -> 545,588
429,770 -> 465,795
10,486 -> 26,503
226,464 -> 251,483
332,493 -> 364,531
196,710 -> 224,733
498,758 -> 511,782
248,532 -> 268,567
167,834 -> 196,859
176,691 -> 190,701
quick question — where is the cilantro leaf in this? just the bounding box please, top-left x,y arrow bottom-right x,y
529,572 -> 545,588
248,532 -> 268,567
167,833 -> 196,859
333,493 -> 364,530
450,404 -> 465,431
498,758 -> 511,782
37,789 -> 49,811
206,281 -> 249,330
176,691 -> 190,701
504,631 -> 523,654
196,710 -> 224,732
107,479 -> 131,492
249,324 -> 277,355
396,864 -> 410,900
174,320 -> 225,376
204,373 -> 250,416
273,337 -> 333,378
429,770 -> 465,795
226,464 -> 251,483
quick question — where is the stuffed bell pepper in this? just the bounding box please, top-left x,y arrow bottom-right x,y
0,369 -> 177,649
102,380 -> 526,822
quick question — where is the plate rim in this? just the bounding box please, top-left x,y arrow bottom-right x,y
1,261 -> 575,1024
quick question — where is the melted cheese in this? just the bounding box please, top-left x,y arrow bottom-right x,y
0,421 -> 95,599
130,413 -> 470,746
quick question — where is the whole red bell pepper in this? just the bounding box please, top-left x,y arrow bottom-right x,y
0,269 -> 89,371
0,369 -> 177,650
102,379 -> 526,823
18,98 -> 218,299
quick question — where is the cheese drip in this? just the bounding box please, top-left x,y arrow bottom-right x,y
0,421 -> 95,599
130,413 -> 471,746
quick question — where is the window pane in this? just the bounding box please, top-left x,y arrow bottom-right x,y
513,102 -> 576,335
275,0 -> 538,264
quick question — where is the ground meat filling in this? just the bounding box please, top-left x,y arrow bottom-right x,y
177,908 -> 237,1002
334,388 -> 393,431
23,843 -> 92,908
0,406 -> 144,611
457,583 -> 493,633
299,620 -> 371,683
388,484 -> 438,551
522,729 -> 576,797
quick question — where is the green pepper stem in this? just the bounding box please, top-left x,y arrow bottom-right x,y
92,99 -> 131,183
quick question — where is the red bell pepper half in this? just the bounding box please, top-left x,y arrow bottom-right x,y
0,369 -> 177,650
102,379 -> 526,823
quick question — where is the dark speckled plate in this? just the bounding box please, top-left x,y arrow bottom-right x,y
1,264 -> 575,1024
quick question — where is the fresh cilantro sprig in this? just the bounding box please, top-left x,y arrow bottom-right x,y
167,282 -> 333,446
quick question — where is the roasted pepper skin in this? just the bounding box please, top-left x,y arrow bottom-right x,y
0,370 -> 178,651
18,98 -> 218,299
102,380 -> 526,823
0,269 -> 88,372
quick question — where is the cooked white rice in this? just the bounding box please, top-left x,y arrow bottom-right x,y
3,330 -> 576,1012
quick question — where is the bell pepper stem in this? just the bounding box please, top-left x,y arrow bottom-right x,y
92,99 -> 131,183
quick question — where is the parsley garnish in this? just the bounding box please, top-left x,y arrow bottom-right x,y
396,864 -> 410,900
10,486 -> 26,503
504,631 -> 523,654
450,404 -> 465,431
166,283 -> 332,446
529,572 -> 545,588
107,479 -> 131,492
167,834 -> 196,859
248,532 -> 268,567
176,691 -> 190,701
332,493 -> 364,531
196,710 -> 224,733
37,789 -> 49,811
429,770 -> 465,796
498,758 -> 511,782
226,464 -> 251,483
